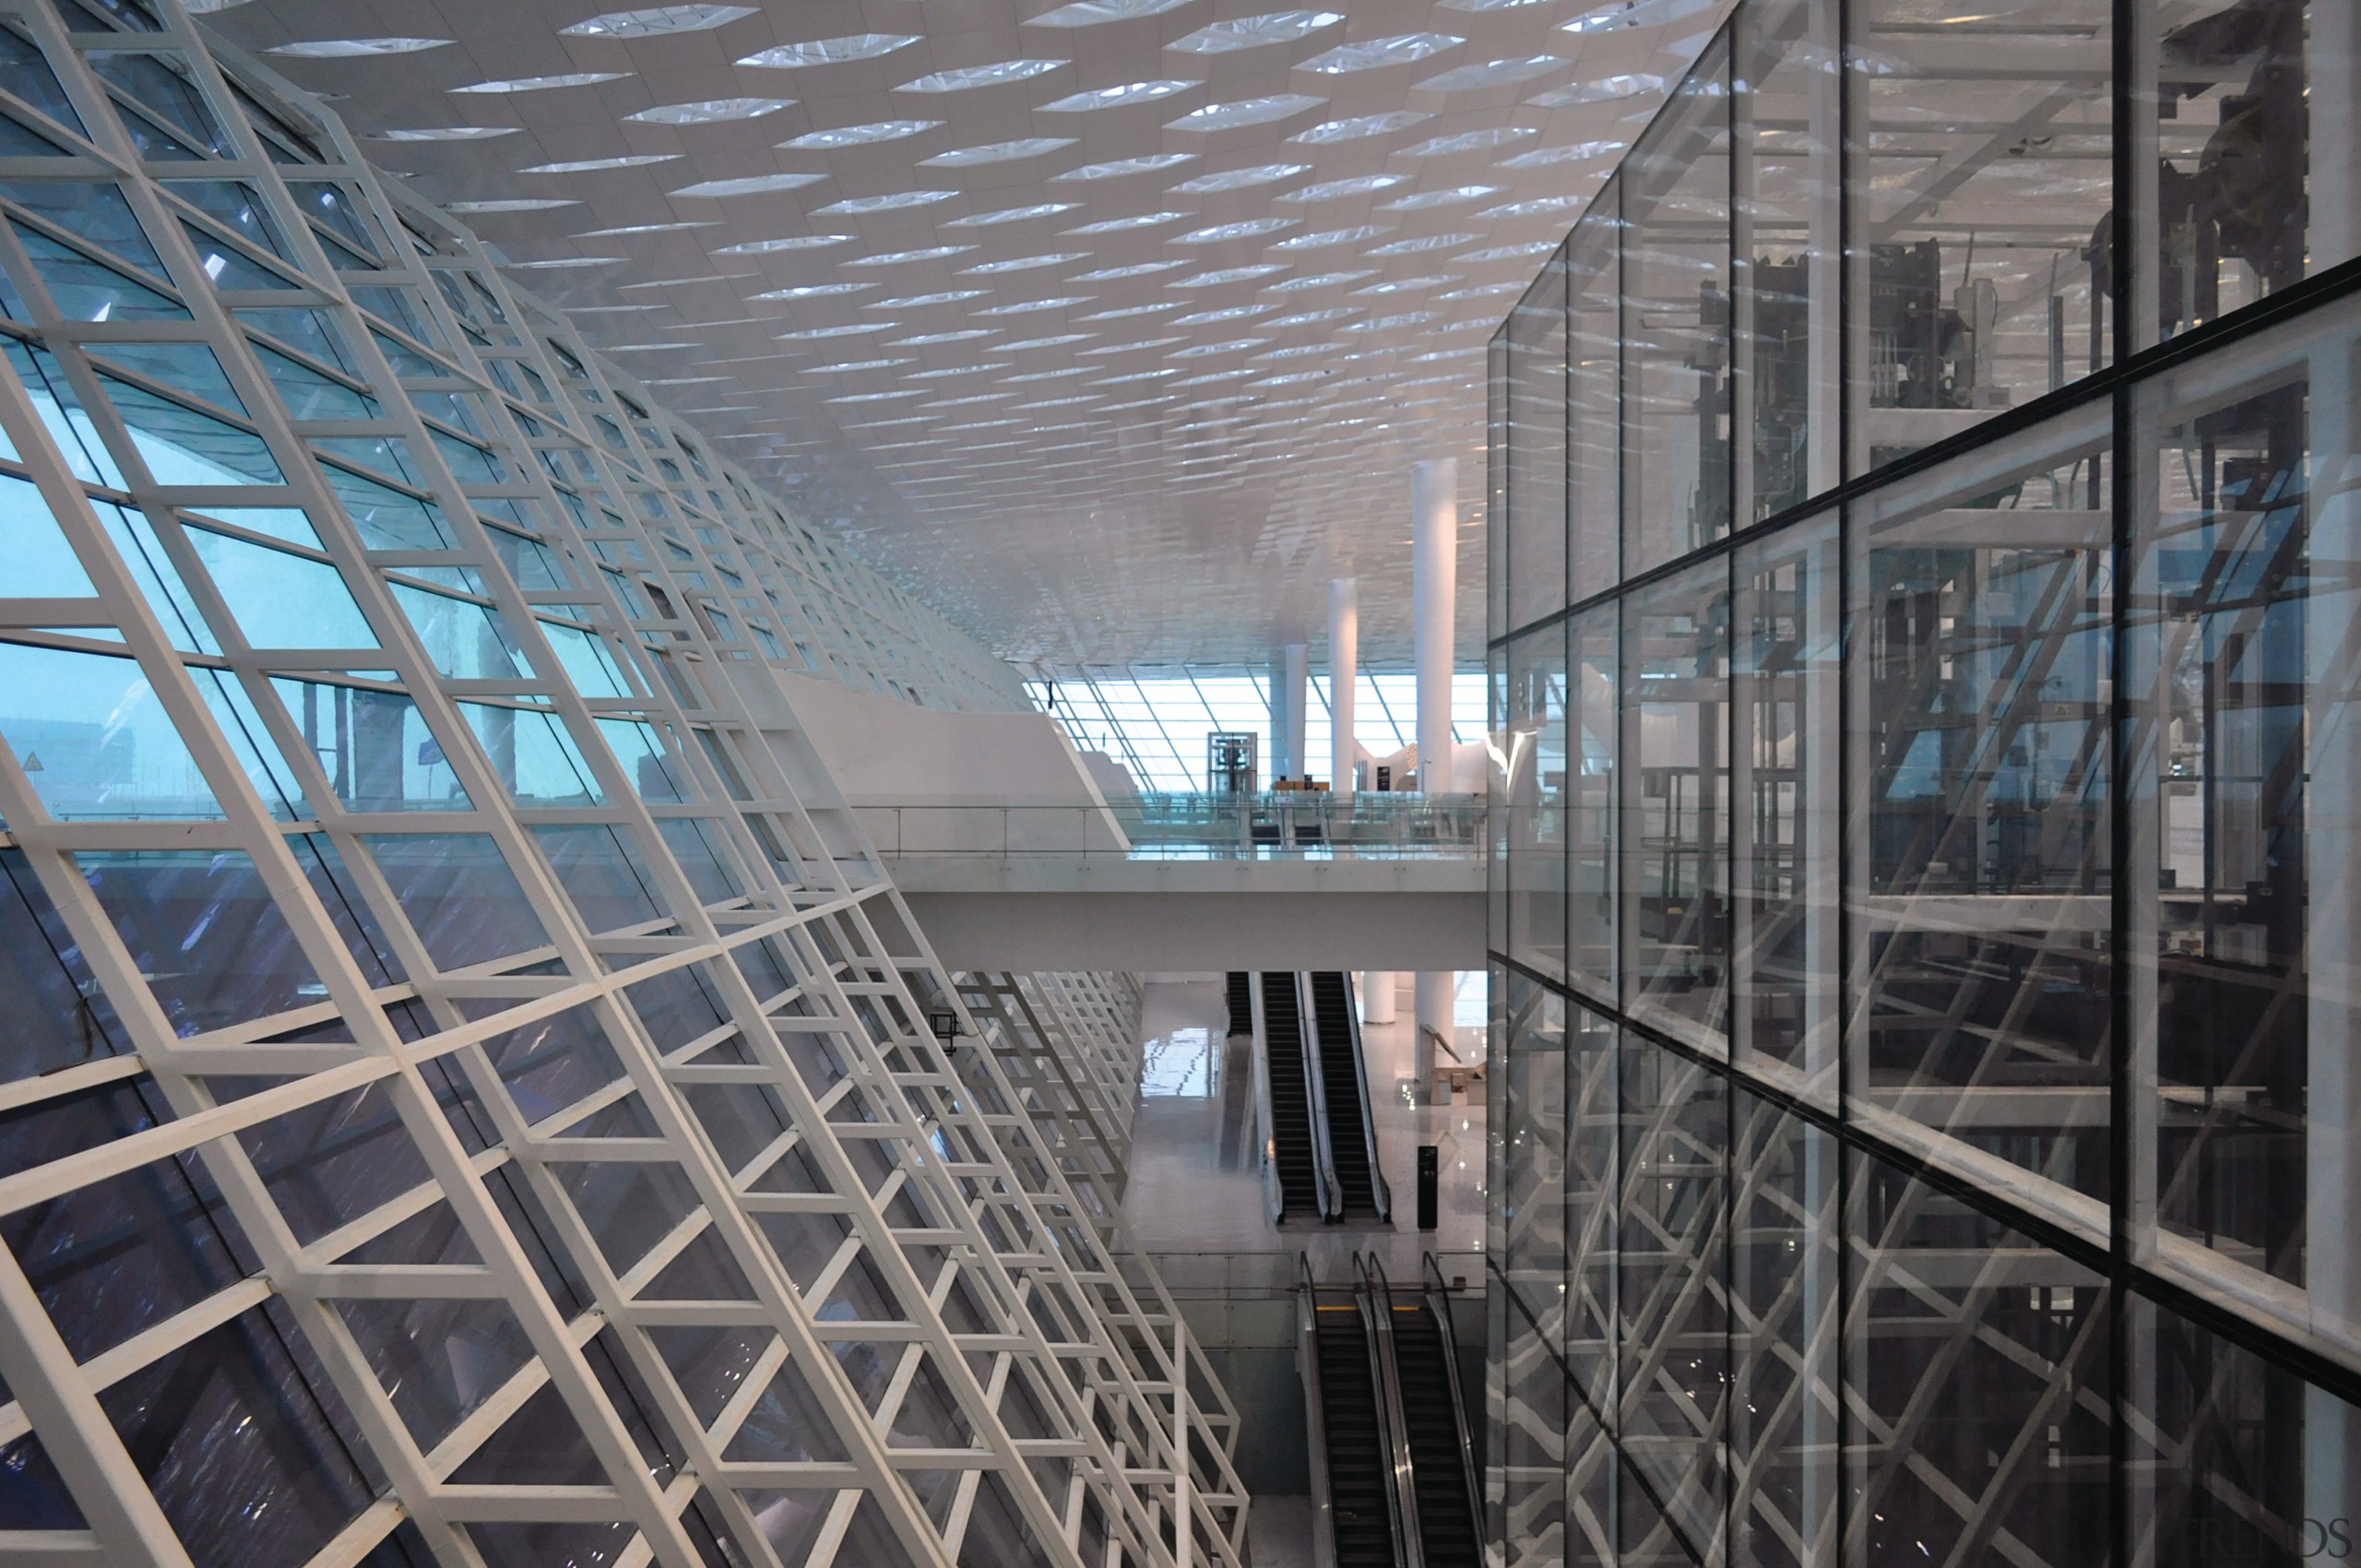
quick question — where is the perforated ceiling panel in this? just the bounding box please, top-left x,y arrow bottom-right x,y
199,0 -> 1724,669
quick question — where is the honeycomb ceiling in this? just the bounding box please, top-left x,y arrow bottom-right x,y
200,0 -> 1723,671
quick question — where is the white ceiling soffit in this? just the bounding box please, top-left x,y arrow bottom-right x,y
207,0 -> 1726,670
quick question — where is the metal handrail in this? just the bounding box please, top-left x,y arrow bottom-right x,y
1296,973 -> 1346,1222
1358,1253 -> 1424,1568
1248,973 -> 1286,1226
1298,1253 -> 1340,1568
1421,1252 -> 1487,1562
1334,972 -> 1393,1220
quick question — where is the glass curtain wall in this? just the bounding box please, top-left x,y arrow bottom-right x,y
1490,0 -> 2361,1562
0,6 -> 1250,1568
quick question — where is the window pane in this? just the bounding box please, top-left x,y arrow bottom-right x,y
1507,624 -> 1568,979
1508,244 -> 1569,630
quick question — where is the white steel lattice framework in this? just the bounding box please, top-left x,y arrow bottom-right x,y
0,3 -> 1245,1565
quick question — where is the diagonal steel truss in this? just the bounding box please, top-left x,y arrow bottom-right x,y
0,4 -> 1245,1564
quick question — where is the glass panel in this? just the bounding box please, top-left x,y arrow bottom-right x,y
184,524 -> 379,650
0,640 -> 220,819
1734,511 -> 1839,1106
2130,300 -> 2361,1334
2125,1296 -> 2361,1568
1562,1001 -> 1619,1415
1623,42 -> 1733,576
80,849 -> 324,1032
1617,1033 -> 1726,1562
1623,561 -> 1730,1051
360,833 -> 551,972
269,677 -> 469,813
1507,624 -> 1568,980
388,582 -> 525,681
1727,1089 -> 1836,1568
2139,0 -> 2358,349
1736,0 -> 1840,521
1501,973 -> 1566,1319
1569,602 -> 1618,996
1569,191 -> 1620,598
1849,406 -> 2115,1208
1499,1289 -> 1568,1568
1846,0 -> 2112,470
1507,244 -> 1569,631
1843,1148 -> 2111,1567
0,469 -> 94,596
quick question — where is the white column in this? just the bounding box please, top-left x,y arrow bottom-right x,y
1413,457 -> 1458,792
1278,642 -> 1308,785
1415,970 -> 1453,1099
1329,577 -> 1358,795
1358,970 -> 1395,1025
2313,0 -> 2360,269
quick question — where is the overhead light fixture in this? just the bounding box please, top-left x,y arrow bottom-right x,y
896,60 -> 1062,92
627,98 -> 795,125
1065,209 -> 1186,232
1174,219 -> 1297,243
562,5 -> 755,37
520,154 -> 681,173
1289,111 -> 1431,143
716,233 -> 854,254
376,125 -> 517,141
1298,32 -> 1464,73
668,172 -> 829,197
814,190 -> 957,213
843,246 -> 977,267
1028,0 -> 1195,22
741,34 -> 922,67
778,119 -> 942,148
267,37 -> 449,56
1038,79 -> 1197,112
1169,10 -> 1344,53
452,72 -> 630,93
1403,126 -> 1537,155
1271,226 -> 1391,250
951,203 -> 1083,227
1167,94 -> 1323,131
579,220 -> 718,235
921,138 -> 1077,166
445,197 -> 579,212
1052,153 -> 1193,181
1280,173 -> 1406,202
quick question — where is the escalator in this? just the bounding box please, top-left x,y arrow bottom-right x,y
1225,970 -> 1254,1038
1308,971 -> 1387,1222
1386,1260 -> 1483,1568
1300,1254 -> 1486,1568
1301,1260 -> 1396,1568
1259,970 -> 1324,1222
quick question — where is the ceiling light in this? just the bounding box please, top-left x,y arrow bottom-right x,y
1170,266 -> 1286,287
1028,0 -> 1195,22
952,203 -> 1082,227
563,5 -> 755,37
1171,339 -> 1270,358
751,282 -> 874,298
268,37 -> 449,56
1406,126 -> 1536,155
1170,304 -> 1267,324
627,98 -> 795,125
892,329 -> 997,345
1456,241 -> 1558,261
1169,166 -> 1303,196
1481,196 -> 1586,217
1073,261 -> 1186,279
1002,335 -> 1094,350
810,359 -> 910,372
1289,111 -> 1431,143
1168,94 -> 1323,131
777,323 -> 893,340
520,154 -> 681,172
1264,308 -> 1356,327
1356,274 -> 1454,293
716,233 -> 853,254
1176,219 -> 1297,243
1169,10 -> 1344,52
742,35 -> 922,67
453,72 -> 630,93
963,254 -> 1086,274
977,298 -> 1092,315
1280,173 -> 1405,202
580,220 -> 718,235
897,60 -> 1062,92
1383,185 -> 1499,211
844,246 -> 976,267
445,197 -> 579,212
508,255 -> 625,268
1299,32 -> 1463,72
1272,225 -> 1389,250
1265,269 -> 1373,290
1067,209 -> 1190,233
670,172 -> 830,197
815,191 -> 956,213
1439,281 -> 1525,299
1039,79 -> 1197,112
922,138 -> 1076,166
1080,303 -> 1182,319
872,291 -> 990,307
1418,54 -> 1569,91
779,120 -> 942,149
377,126 -> 518,141
1053,153 -> 1193,181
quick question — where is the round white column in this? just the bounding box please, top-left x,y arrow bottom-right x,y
1414,970 -> 1454,1101
1413,458 -> 1458,792
1358,970 -> 1395,1024
1329,577 -> 1358,795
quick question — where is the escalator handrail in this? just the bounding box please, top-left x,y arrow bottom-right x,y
1298,1253 -> 1340,1568
1419,1253 -> 1486,1562
1357,1253 -> 1424,1568
1294,974 -> 1347,1221
1334,973 -> 1394,1220
1266,972 -> 1342,1222
1249,973 -> 1286,1225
